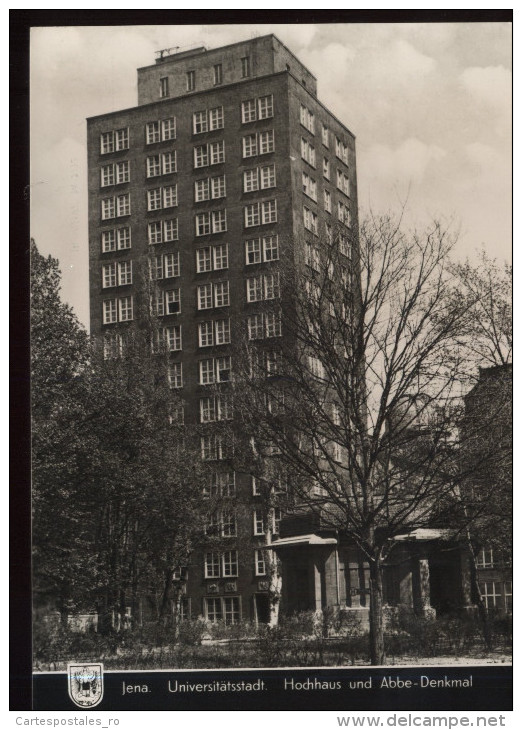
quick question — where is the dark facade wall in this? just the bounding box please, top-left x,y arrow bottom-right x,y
137,35 -> 317,107
87,36 -> 359,623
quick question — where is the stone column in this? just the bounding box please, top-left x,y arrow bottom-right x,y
412,553 -> 436,619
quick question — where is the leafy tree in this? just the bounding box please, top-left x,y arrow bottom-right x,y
31,242 -> 208,633
232,215 -> 507,664
31,239 -> 92,618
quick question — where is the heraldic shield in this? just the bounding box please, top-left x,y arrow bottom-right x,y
68,663 -> 104,708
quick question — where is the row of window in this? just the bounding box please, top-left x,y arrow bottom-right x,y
100,233 -> 279,269
102,164 -> 276,205
105,310 -> 279,343
102,198 -> 281,231
205,508 -> 281,539
304,203 -> 351,234
480,581 -> 512,612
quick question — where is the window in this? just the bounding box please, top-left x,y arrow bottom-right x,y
323,157 -> 330,179
223,550 -> 238,577
201,434 -> 232,461
119,296 -> 133,322
197,281 -> 229,309
259,130 -> 275,155
186,70 -> 195,91
253,510 -> 265,536
246,273 -> 280,302
196,244 -> 229,273
339,234 -> 351,259
214,63 -> 223,85
301,138 -> 316,167
242,131 -> 274,158
253,509 -> 280,536
248,311 -> 282,340
147,185 -> 177,211
148,219 -> 178,244
204,596 -> 240,625
168,362 -> 183,389
103,299 -> 117,324
199,395 -> 233,423
147,155 -> 161,177
241,56 -> 251,78
160,76 -> 169,98
102,263 -> 116,288
243,164 -> 276,192
242,134 -> 257,158
322,124 -> 329,147
308,355 -> 326,379
101,161 -> 130,187
205,552 -> 220,579
337,169 -> 351,197
198,319 -> 230,347
100,132 -> 114,155
164,325 -> 182,351
241,99 -> 257,124
244,200 -> 277,228
267,349 -> 282,375
150,252 -> 179,280
101,198 -> 116,221
162,117 -> 176,140
335,137 -> 349,165
199,355 -> 232,385
165,289 -> 181,314
480,581 -> 502,610
248,313 -> 264,340
162,151 -> 176,174
477,549 -> 495,568
265,311 -> 282,338
146,117 -> 176,144
195,210 -> 227,236
258,95 -> 273,119
101,230 -> 116,253
254,550 -> 266,576
118,261 -> 132,286
302,172 -> 317,201
102,297 -> 133,324
101,193 -> 130,220
103,332 -> 122,359
221,510 -> 236,537
215,318 -> 230,344
212,209 -> 227,233
115,227 -> 131,250
100,128 -> 129,154
338,200 -> 351,227
324,189 -> 332,213
303,206 -> 318,235
194,141 -> 225,168
193,106 -> 224,134
300,104 -> 315,134
305,241 -> 320,271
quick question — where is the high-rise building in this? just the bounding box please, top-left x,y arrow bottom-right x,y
87,34 -> 358,624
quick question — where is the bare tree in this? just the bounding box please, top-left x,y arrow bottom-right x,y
231,213 -> 504,664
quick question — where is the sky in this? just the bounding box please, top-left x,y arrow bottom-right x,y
30,22 -> 512,329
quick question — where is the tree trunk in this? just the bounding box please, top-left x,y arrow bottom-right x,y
266,523 -> 282,627
267,548 -> 282,627
159,569 -> 173,625
467,547 -> 492,650
368,556 -> 385,665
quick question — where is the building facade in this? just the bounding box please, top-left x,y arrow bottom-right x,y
87,35 -> 358,625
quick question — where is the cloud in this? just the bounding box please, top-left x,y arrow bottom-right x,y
363,137 -> 446,185
459,65 -> 512,110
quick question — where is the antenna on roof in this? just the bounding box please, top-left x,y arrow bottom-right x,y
155,46 -> 180,60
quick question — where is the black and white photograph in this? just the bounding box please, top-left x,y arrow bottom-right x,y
19,12 -> 512,713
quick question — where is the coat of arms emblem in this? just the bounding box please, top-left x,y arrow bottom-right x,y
67,663 -> 104,708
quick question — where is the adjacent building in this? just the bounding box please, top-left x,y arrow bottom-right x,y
87,35 -> 358,625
